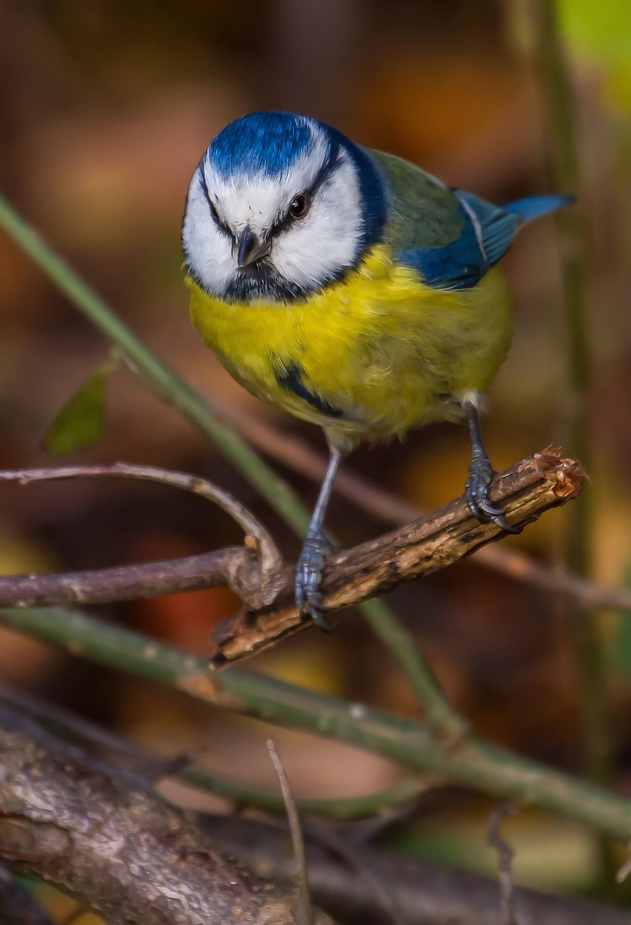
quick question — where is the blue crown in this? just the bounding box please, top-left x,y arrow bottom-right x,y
207,112 -> 312,179
205,111 -> 387,253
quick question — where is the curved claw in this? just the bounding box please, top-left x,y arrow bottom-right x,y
466,465 -> 522,535
310,606 -> 337,633
477,499 -> 523,535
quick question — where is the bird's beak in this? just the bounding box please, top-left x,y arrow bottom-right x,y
236,228 -> 271,268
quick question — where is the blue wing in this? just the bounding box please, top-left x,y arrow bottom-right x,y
397,192 -> 574,291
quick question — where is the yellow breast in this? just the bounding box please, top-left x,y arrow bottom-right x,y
186,245 -> 512,448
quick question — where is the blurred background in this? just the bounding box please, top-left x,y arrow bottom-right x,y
1,0 -> 631,910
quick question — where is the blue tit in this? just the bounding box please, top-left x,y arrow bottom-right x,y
182,111 -> 573,629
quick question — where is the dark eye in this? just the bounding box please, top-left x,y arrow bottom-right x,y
289,195 -> 308,218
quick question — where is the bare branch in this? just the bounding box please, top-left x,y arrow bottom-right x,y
0,702 -> 334,925
0,462 -> 284,572
213,450 -> 585,664
0,463 -> 287,610
215,400 -> 626,613
0,452 -> 584,664
487,803 -> 518,925
298,818 -> 407,925
268,740 -> 312,925
203,814 -> 631,925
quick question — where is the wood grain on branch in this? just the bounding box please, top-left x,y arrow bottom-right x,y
0,451 -> 584,666
0,703 -> 334,925
213,450 -> 585,664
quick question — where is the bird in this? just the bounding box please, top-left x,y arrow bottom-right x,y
181,111 -> 573,630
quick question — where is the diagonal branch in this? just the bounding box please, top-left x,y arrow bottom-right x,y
213,449 -> 585,664
2,604 -> 631,842
0,452 -> 584,666
203,814 -> 631,925
0,702 -> 334,925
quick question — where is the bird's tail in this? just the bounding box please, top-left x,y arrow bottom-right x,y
503,194 -> 576,225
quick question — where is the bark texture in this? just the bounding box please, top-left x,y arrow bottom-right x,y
0,704 -> 333,925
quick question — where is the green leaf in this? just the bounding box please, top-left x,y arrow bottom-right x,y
42,361 -> 114,456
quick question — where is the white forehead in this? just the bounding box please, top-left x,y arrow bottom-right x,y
200,126 -> 330,235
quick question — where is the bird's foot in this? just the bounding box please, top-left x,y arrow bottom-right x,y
295,531 -> 336,631
465,455 -> 522,535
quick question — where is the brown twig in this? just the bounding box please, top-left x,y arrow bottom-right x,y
0,452 -> 584,664
0,462 -> 283,573
212,450 -> 585,664
212,401 -> 626,613
0,702 -> 334,925
298,818 -> 407,925
0,452 -> 583,664
201,814 -> 631,925
487,803 -> 518,925
268,740 -> 312,925
0,463 -> 287,610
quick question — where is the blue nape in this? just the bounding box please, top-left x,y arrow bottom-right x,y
397,191 -> 573,291
207,112 -> 312,179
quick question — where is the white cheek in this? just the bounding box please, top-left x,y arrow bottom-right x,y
272,160 -> 363,288
182,173 -> 235,294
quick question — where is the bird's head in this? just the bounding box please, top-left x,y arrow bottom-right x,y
182,112 -> 386,302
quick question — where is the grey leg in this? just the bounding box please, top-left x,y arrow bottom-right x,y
295,445 -> 343,630
463,398 -> 521,535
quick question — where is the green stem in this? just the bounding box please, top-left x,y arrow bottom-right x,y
532,0 -> 609,786
0,193 -> 462,737
1,605 -> 631,841
0,194 -> 308,535
180,768 -> 426,818
360,598 -> 467,739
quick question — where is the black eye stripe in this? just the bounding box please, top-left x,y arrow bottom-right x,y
269,143 -> 342,239
198,163 -> 232,238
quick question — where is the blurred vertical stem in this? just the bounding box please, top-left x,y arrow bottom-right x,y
531,0 -> 610,785
0,194 -> 464,740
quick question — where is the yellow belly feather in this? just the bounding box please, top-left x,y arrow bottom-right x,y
186,245 -> 512,449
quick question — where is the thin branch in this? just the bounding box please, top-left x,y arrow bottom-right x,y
0,463 -> 284,595
268,740 -> 312,925
0,679 -> 432,819
0,465 -> 466,736
202,814 -> 631,925
0,452 -> 584,668
0,463 -> 287,610
3,607 -> 631,841
356,597 -> 468,739
0,192 -> 310,536
298,817 -> 407,925
212,450 -> 585,664
487,803 -> 518,925
195,386 -> 631,617
0,702 -> 335,925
